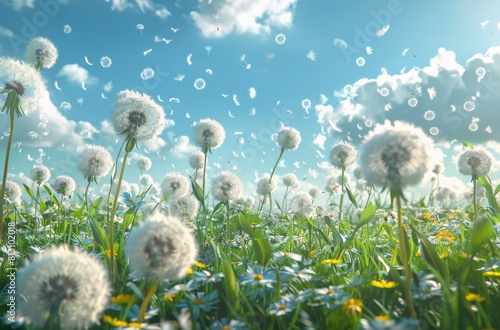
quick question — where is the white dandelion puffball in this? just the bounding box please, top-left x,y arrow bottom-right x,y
112,89 -> 167,141
130,183 -> 140,196
0,57 -> 45,115
100,56 -> 112,68
353,167 -> 363,180
193,118 -> 226,149
211,171 -> 243,201
289,192 -> 313,213
309,186 -> 322,199
275,33 -> 286,45
140,174 -> 154,187
16,245 -> 110,330
140,67 -> 155,80
0,180 -> 22,202
256,175 -> 277,196
325,176 -> 340,194
25,37 -> 58,69
77,144 -> 113,181
329,142 -> 357,168
194,78 -> 206,90
457,147 -> 494,178
408,97 -> 418,107
137,156 -> 152,171
276,126 -> 301,150
30,165 -> 51,184
51,175 -> 76,196
283,173 -> 300,188
170,194 -> 199,221
360,121 -> 434,192
423,110 -> 435,121
432,163 -> 445,175
125,214 -> 197,281
189,150 -> 205,169
161,172 -> 190,198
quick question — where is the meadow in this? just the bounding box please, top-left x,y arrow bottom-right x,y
1,37 -> 500,330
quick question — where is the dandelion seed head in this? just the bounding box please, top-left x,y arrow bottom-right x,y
16,245 -> 110,330
361,121 -> 434,192
25,37 -> 58,69
170,194 -> 199,221
161,172 -> 190,198
457,147 -> 494,178
51,175 -> 76,196
112,89 -> 166,141
194,78 -> 206,90
256,175 -> 277,196
463,100 -> 475,112
193,118 -> 225,149
211,171 -> 243,201
126,214 -> 197,281
283,173 -> 299,188
469,123 -> 478,132
276,126 -> 301,150
275,33 -> 286,45
429,127 -> 439,136
0,180 -> 22,202
77,145 -> 113,181
329,142 -> 357,168
140,67 -> 155,80
408,97 -> 418,107
289,192 -> 313,213
189,150 -> 205,169
137,156 -> 152,171
139,174 -> 154,187
30,165 -> 51,184
423,110 -> 435,121
100,56 -> 112,68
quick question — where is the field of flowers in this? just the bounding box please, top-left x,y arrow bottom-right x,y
1,37 -> 500,330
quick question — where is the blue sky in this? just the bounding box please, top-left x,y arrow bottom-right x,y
1,0 -> 500,204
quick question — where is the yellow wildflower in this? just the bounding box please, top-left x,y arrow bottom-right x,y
343,298 -> 363,315
439,252 -> 449,259
110,294 -> 137,305
483,271 -> 500,277
186,268 -> 193,275
436,229 -> 455,243
321,259 -> 342,265
195,261 -> 206,268
423,212 -> 431,220
371,279 -> 397,289
465,293 -> 485,302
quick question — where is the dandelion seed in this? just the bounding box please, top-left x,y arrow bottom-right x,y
140,67 -> 155,80
301,99 -> 311,112
59,101 -> 72,111
275,33 -> 286,45
344,84 -> 354,95
103,81 -> 113,92
194,78 -> 206,90
378,87 -> 389,97
429,127 -> 439,136
408,97 -> 418,107
136,23 -> 144,35
463,100 -> 475,112
364,119 -> 373,127
306,50 -> 316,61
100,56 -> 112,68
249,87 -> 257,99
423,110 -> 435,121
205,45 -> 212,55
355,57 -> 366,66
63,25 -> 72,33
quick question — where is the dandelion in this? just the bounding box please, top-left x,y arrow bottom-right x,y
16,245 -> 110,330
483,271 -> 500,277
211,171 -> 243,202
170,194 -> 200,221
276,126 -> 301,151
330,141 -> 357,222
457,147 -> 494,179
51,175 -> 76,197
343,298 -> 363,315
289,192 -> 313,214
112,89 -> 166,143
1,180 -> 21,203
465,293 -> 485,303
25,37 -> 58,70
30,165 -> 50,184
407,97 -> 418,107
137,156 -> 152,172
283,173 -> 299,188
429,127 -> 439,136
139,174 -> 154,187
194,118 -> 225,150
77,144 -> 113,183
189,150 -> 205,170
309,186 -> 322,199
161,172 -> 190,199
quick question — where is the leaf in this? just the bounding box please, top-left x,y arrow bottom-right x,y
211,201 -> 226,218
478,176 -> 500,213
345,184 -> 358,208
189,175 -> 204,205
253,237 -> 272,268
221,256 -> 241,311
377,254 -> 402,285
469,215 -> 494,256
354,202 -> 376,231
23,184 -> 36,201
73,204 -> 85,219
409,223 -> 448,280
123,207 -> 137,230
274,199 -> 283,213
494,183 -> 500,196
238,212 -> 253,238
89,217 -> 109,250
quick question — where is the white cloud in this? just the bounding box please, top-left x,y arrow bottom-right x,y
57,64 -> 97,85
6,0 -> 35,11
170,136 -> 197,158
316,46 -> 500,144
190,0 -> 298,38
109,0 -> 170,19
0,26 -> 14,38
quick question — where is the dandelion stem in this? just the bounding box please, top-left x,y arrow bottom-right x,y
201,148 -> 209,215
0,107 -> 15,242
225,201 -> 231,252
338,166 -> 345,227
108,145 -> 131,285
472,178 -> 478,222
138,280 -> 159,322
396,194 -> 417,319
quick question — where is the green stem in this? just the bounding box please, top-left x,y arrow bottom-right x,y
138,280 -> 159,322
225,201 -> 231,252
472,178 -> 478,222
396,194 -> 417,319
339,166 -> 345,227
108,146 -> 131,285
201,149 -> 209,214
269,148 -> 285,184
281,186 -> 290,217
0,107 -> 15,242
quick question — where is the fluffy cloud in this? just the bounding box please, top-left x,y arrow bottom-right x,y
6,0 -> 35,11
316,46 -> 500,145
109,0 -> 171,19
169,135 -> 197,158
57,64 -> 98,85
190,0 -> 297,38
